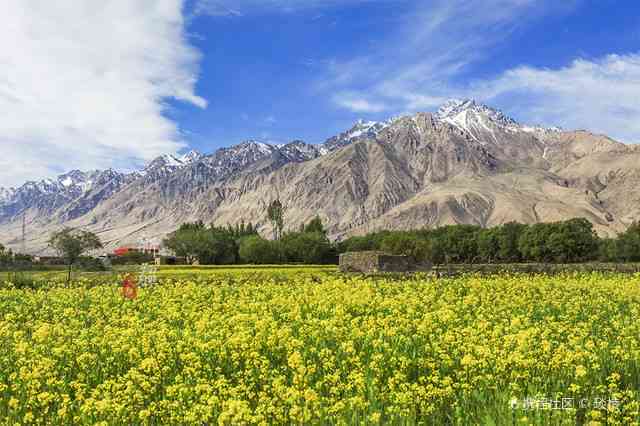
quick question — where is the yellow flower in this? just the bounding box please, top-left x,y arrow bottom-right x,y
575,365 -> 588,378
8,398 -> 19,410
0,270 -> 638,424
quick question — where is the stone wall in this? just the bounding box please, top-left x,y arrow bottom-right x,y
377,254 -> 410,272
339,251 -> 412,273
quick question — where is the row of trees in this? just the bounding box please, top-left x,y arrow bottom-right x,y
339,218 -> 640,264
163,217 -> 640,265
4,216 -> 639,271
163,218 -> 337,265
163,221 -> 260,265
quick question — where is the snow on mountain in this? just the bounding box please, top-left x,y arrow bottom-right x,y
209,140 -> 276,165
434,99 -> 561,138
180,150 -> 204,164
145,154 -> 183,170
323,119 -> 391,152
10,170 -> 100,199
278,140 -> 322,162
0,168 -> 132,222
2,102 -> 570,222
193,141 -> 274,181
143,150 -> 203,171
434,99 -> 518,135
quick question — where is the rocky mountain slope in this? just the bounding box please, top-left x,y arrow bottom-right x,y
3,99 -> 640,254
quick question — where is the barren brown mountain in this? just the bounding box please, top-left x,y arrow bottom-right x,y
2,100 -> 639,254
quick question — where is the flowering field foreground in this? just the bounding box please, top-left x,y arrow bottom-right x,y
1,272 -> 639,425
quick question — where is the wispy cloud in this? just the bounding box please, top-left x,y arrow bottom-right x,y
475,54 -> 640,143
195,0 -> 405,16
0,0 -> 206,187
333,93 -> 386,113
318,0 -> 638,140
193,1 -> 242,16
324,0 -> 575,111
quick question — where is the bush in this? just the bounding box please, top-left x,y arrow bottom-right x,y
239,236 -> 282,264
111,252 -> 155,266
281,232 -> 334,264
617,222 -> 640,262
380,232 -> 431,263
77,256 -> 108,271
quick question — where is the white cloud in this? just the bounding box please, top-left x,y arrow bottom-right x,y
332,93 -> 386,113
0,0 -> 206,187
475,54 -> 640,143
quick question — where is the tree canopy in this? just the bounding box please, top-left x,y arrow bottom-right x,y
48,228 -> 103,281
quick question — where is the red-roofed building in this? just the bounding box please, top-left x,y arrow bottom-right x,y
113,246 -> 159,257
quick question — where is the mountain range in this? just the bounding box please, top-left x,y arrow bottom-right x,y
3,99 -> 640,254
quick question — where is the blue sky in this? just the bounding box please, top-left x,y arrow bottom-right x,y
177,0 -> 640,151
1,0 -> 639,186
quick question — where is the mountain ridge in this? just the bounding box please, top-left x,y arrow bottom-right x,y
3,99 -> 639,254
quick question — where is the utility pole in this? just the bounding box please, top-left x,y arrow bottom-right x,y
21,212 -> 26,254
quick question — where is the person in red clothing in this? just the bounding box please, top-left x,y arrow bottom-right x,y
121,274 -> 138,300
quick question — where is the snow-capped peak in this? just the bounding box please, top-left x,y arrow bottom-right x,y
278,140 -> 322,161
180,150 -> 204,164
144,154 -> 186,171
434,99 -> 562,138
435,99 -> 518,129
323,118 -> 391,152
54,170 -> 96,193
348,119 -> 390,139
232,140 -> 277,156
162,154 -> 183,167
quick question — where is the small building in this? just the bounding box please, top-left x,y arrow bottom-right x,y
339,251 -> 412,274
113,246 -> 159,257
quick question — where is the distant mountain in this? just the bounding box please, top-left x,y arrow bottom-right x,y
323,119 -> 392,152
3,99 -> 640,254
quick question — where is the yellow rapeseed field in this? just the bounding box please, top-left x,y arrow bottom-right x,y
0,271 -> 639,425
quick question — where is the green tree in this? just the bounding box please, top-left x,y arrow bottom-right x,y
302,216 -> 326,235
518,223 -> 554,262
598,238 -> 619,262
380,232 -> 431,263
163,224 -> 238,265
238,236 -> 281,264
547,218 -> 598,263
48,228 -> 103,282
430,225 -> 481,263
267,199 -> 285,240
496,222 -> 526,262
281,232 -> 333,264
477,228 -> 500,263
338,231 -> 391,253
518,219 -> 598,263
617,222 -> 640,262
163,226 -> 201,263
